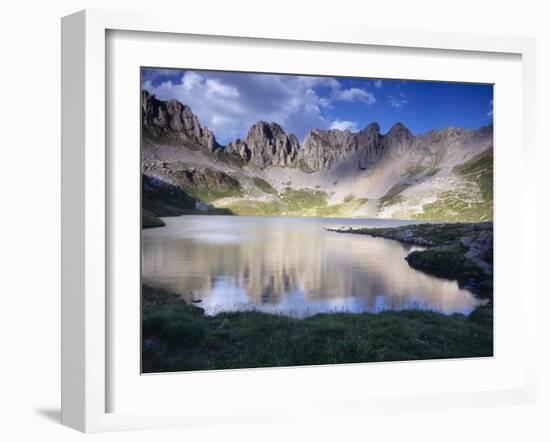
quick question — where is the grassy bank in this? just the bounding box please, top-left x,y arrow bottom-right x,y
221,189 -> 369,218
142,208 -> 165,228
142,285 -> 493,373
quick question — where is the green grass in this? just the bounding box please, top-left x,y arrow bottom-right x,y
142,285 -> 493,373
406,246 -> 493,298
252,177 -> 277,194
415,146 -> 493,222
221,188 -> 328,216
380,182 -> 411,207
142,174 -> 235,221
142,175 -> 198,217
220,199 -> 286,216
142,209 -> 165,228
343,194 -> 355,203
173,168 -> 243,203
221,190 -> 369,217
314,195 -> 369,217
412,189 -> 492,222
280,187 -> 328,211
454,145 -> 493,204
376,146 -> 493,222
406,244 -> 487,286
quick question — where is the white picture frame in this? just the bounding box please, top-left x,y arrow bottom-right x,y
61,9 -> 538,433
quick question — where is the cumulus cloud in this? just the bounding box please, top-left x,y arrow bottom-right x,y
142,70 -> 376,143
388,93 -> 408,108
329,120 -> 359,132
373,80 -> 383,89
331,87 -> 376,104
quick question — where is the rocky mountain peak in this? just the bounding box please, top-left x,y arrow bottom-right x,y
141,90 -> 220,152
226,121 -> 300,169
362,122 -> 381,134
379,122 -> 414,154
385,122 -> 412,141
141,92 -> 492,182
470,124 -> 493,143
299,128 -> 356,171
247,121 -> 285,139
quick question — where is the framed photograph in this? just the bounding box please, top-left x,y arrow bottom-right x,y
61,9 -> 537,432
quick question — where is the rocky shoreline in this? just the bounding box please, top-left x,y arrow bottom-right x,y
327,222 -> 493,299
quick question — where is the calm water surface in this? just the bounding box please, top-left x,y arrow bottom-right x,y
142,215 -> 484,317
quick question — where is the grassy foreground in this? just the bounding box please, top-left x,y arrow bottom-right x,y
142,285 -> 493,373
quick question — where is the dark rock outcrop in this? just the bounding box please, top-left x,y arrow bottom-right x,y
142,174 -> 198,216
142,90 -> 220,152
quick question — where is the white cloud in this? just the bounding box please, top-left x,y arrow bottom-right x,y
374,80 -> 383,89
204,78 -> 239,98
388,93 -> 408,108
211,113 -> 231,125
143,70 -> 376,144
329,120 -> 359,132
318,97 -> 331,108
487,99 -> 493,117
331,87 -> 376,104
180,71 -> 202,91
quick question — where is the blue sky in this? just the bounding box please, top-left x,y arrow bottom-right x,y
142,68 -> 493,145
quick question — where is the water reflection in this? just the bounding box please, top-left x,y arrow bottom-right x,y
142,216 -> 484,317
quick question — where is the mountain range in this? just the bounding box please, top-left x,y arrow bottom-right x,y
141,90 -> 493,224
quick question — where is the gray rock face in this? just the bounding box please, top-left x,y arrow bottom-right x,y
142,90 -> 220,152
299,128 -> 357,171
381,122 -> 413,150
226,139 -> 250,162
299,122 -> 410,171
461,227 -> 493,273
227,121 -> 300,169
417,124 -> 492,148
355,123 -> 384,169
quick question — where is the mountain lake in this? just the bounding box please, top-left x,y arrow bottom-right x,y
141,215 -> 485,318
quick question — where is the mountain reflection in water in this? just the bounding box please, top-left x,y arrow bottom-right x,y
141,215 -> 484,317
